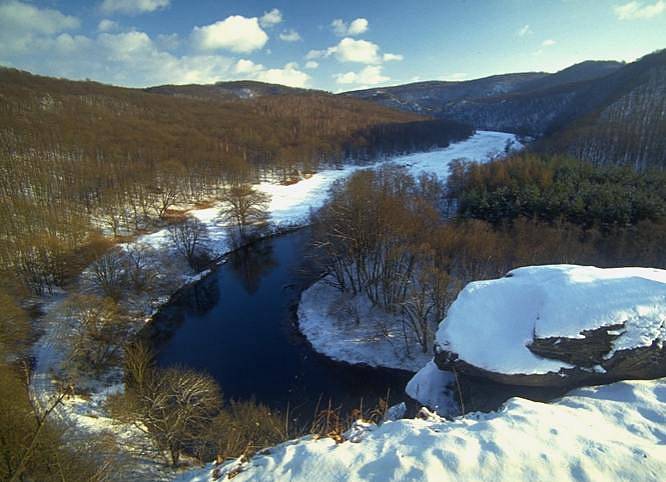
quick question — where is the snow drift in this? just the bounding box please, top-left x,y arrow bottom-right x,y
178,377 -> 666,482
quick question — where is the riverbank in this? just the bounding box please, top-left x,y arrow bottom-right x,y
28,131 -> 521,477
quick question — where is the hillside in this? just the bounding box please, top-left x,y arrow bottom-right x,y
345,52 -> 666,169
145,80 -> 317,101
0,67 -> 473,295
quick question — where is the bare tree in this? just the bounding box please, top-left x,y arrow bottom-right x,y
168,218 -> 209,270
90,248 -> 126,299
124,243 -> 158,292
62,294 -> 129,374
133,367 -> 221,467
218,184 -> 271,246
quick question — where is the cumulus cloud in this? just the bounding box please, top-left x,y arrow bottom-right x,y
517,24 -> 532,37
259,8 -> 282,27
542,39 -> 556,47
334,65 -> 389,85
0,0 -> 80,54
233,58 -> 264,75
329,37 -> 381,64
614,0 -> 665,19
255,62 -> 310,87
383,53 -> 403,62
305,60 -> 319,69
331,17 -> 369,36
305,49 -> 326,60
279,29 -> 301,42
100,0 -> 170,15
156,32 -> 179,50
192,16 -> 268,53
97,19 -> 118,32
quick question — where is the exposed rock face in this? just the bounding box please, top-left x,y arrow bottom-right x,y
433,265 -> 666,388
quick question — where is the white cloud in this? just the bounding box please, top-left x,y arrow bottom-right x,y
192,16 -> 268,53
233,58 -> 264,75
383,53 -> 403,62
259,8 -> 282,27
614,0 -> 665,19
517,24 -> 532,37
305,49 -> 326,60
157,33 -> 179,50
255,62 -> 310,88
0,0 -> 80,54
542,39 -> 556,47
305,60 -> 319,69
97,19 -> 118,32
347,18 -> 369,36
331,17 -> 369,36
330,37 -> 381,64
279,29 -> 301,42
100,0 -> 170,15
334,65 -> 389,85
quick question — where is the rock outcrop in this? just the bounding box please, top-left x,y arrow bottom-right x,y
433,265 -> 666,387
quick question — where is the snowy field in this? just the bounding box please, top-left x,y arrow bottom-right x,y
179,377 -> 666,482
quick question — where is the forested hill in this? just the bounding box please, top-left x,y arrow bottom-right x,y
145,80 -> 316,101
542,50 -> 666,170
344,51 -> 666,169
342,60 -> 623,123
0,67 -> 473,295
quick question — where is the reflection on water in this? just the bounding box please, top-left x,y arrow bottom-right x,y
148,228 -> 413,417
228,242 -> 277,294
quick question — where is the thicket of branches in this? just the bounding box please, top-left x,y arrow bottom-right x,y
312,157 -> 666,352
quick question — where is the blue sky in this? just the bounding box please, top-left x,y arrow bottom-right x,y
0,0 -> 664,91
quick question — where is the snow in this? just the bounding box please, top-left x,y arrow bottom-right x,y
436,265 -> 666,375
298,278 -> 432,372
405,360 -> 458,416
134,130 -> 521,251
27,131 -> 521,478
178,377 -> 666,482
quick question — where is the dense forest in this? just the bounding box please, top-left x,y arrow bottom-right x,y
0,67 -> 472,295
312,154 -> 666,355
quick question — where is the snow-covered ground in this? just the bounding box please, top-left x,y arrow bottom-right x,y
179,377 -> 666,482
293,131 -> 520,373
436,265 -> 666,375
28,131 -> 518,479
136,130 -> 520,252
298,278 -> 432,372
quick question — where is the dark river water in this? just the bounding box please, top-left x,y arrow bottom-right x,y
145,227 -> 568,420
147,228 -> 414,418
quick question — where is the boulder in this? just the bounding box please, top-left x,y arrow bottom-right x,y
433,265 -> 666,387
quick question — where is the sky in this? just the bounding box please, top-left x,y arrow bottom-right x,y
0,0 -> 664,91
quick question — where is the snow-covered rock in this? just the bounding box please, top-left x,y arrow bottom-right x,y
434,265 -> 666,387
177,377 -> 666,482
